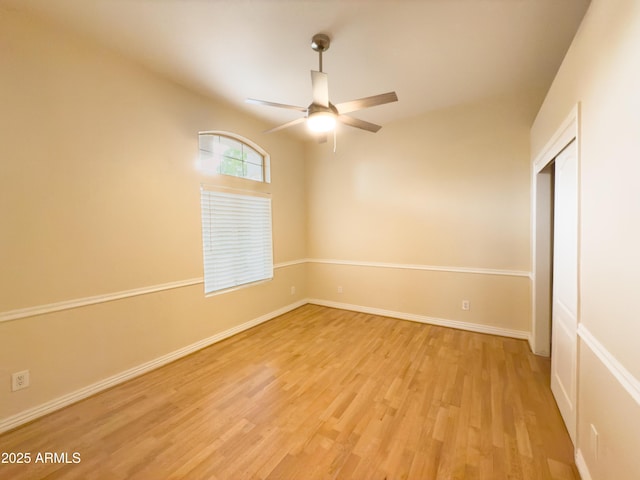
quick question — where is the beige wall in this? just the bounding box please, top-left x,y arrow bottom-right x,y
577,345 -> 640,479
0,5 -> 540,426
308,263 -> 531,334
0,9 -> 307,420
9,9 -> 636,474
306,92 -> 539,333
531,0 -> 640,477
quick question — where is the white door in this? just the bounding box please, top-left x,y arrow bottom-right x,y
551,139 -> 578,444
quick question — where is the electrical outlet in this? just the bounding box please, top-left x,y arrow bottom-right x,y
337,286 -> 343,294
462,300 -> 470,311
290,286 -> 296,295
12,370 -> 30,392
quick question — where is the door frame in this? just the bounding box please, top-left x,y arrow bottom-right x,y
530,103 -> 581,358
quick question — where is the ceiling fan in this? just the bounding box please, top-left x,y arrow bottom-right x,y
246,33 -> 398,137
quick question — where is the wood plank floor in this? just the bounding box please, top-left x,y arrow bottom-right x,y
0,305 -> 578,479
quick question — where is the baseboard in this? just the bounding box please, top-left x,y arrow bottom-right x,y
308,299 -> 530,340
0,297 -> 530,434
575,448 -> 593,480
526,333 -> 536,355
0,299 -> 307,434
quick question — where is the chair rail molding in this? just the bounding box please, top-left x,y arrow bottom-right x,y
0,259 -> 306,323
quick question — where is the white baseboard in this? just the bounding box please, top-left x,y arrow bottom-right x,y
0,299 -> 307,434
308,299 -> 530,340
526,333 -> 544,356
575,448 -> 593,480
1,298 -> 531,434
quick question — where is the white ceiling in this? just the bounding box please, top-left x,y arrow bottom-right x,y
5,0 -> 590,134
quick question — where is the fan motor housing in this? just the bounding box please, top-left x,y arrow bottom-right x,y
308,102 -> 338,116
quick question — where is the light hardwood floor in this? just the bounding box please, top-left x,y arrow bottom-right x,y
0,305 -> 578,479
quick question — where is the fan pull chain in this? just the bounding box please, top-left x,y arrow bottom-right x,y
333,128 -> 337,153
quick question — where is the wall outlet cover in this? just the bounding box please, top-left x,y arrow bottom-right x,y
12,370 -> 30,392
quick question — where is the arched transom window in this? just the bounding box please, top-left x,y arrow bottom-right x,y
198,131 -> 270,183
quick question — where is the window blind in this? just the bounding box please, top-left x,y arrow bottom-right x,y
201,188 -> 273,294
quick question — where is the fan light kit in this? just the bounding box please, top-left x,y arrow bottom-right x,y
307,111 -> 336,133
246,33 -> 398,139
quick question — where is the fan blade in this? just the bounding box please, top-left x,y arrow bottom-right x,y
338,115 -> 382,133
335,92 -> 398,115
246,98 -> 307,112
311,71 -> 329,108
263,117 -> 306,134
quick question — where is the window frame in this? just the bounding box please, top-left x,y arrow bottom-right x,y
198,130 -> 271,184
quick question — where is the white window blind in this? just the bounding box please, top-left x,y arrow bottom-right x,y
201,188 -> 273,295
